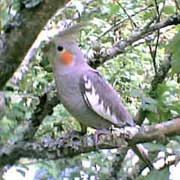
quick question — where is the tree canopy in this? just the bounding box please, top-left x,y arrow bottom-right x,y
0,0 -> 180,179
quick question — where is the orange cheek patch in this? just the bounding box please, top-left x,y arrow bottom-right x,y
59,51 -> 73,65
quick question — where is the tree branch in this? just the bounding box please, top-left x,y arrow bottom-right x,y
132,117 -> 180,144
9,0 -> 95,86
89,13 -> 180,67
0,3 -> 178,172
98,5 -> 153,39
0,116 -> 179,168
0,0 -> 70,89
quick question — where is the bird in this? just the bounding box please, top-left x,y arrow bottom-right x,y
51,25 -> 153,169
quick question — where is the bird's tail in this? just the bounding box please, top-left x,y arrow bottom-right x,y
131,144 -> 154,170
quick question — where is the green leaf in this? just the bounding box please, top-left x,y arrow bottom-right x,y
109,3 -> 119,15
143,10 -> 156,20
143,143 -> 166,151
163,5 -> 175,14
137,167 -> 169,180
171,54 -> 180,73
156,84 -> 168,96
167,32 -> 180,73
142,97 -> 158,113
130,89 -> 143,97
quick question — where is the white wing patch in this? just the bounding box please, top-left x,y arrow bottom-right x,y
83,76 -> 119,124
84,78 -> 92,89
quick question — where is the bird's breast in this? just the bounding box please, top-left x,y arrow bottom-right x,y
55,72 -> 84,111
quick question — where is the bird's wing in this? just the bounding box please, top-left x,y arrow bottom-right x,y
79,69 -> 134,127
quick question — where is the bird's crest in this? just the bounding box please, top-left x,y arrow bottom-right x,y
55,22 -> 87,65
56,22 -> 87,43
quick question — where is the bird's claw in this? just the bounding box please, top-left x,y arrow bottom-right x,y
93,129 -> 111,149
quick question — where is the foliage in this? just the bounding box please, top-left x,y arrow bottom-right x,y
0,0 -> 180,179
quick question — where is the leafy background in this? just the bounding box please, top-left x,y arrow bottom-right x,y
0,0 -> 180,179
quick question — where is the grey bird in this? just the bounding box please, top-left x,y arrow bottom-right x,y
51,26 -> 153,169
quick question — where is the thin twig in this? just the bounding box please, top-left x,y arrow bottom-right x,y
98,5 -> 153,39
174,0 -> 180,11
148,0 -> 166,75
116,1 -> 137,28
94,13 -> 180,64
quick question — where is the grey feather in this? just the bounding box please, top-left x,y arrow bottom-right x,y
80,70 -> 135,127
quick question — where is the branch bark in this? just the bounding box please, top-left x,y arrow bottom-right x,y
9,0 -> 95,86
0,3 -> 178,173
0,116 -> 179,168
0,0 -> 70,89
0,0 -> 95,166
4,10 -> 180,87
89,13 -> 180,67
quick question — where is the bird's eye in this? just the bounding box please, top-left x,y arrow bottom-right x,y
57,45 -> 64,51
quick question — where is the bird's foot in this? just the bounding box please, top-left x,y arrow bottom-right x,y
93,129 -> 111,149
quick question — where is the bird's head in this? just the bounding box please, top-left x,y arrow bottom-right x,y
55,39 -> 83,67
53,23 -> 86,72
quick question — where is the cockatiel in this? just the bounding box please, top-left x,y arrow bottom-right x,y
51,24 -> 153,169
